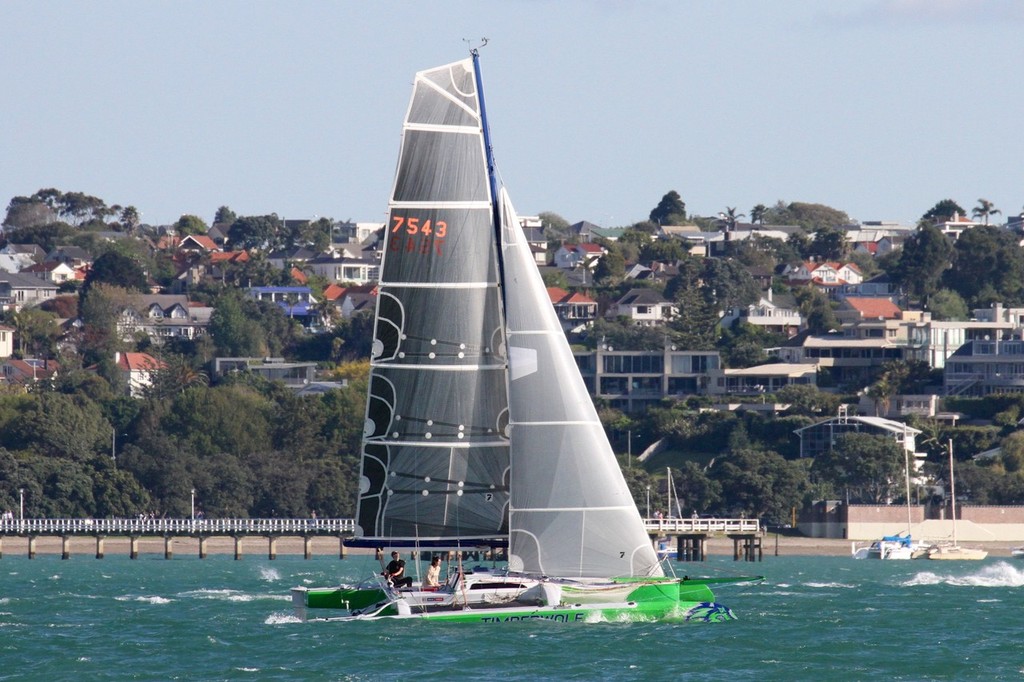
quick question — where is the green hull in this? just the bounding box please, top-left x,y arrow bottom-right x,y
295,577 -> 758,624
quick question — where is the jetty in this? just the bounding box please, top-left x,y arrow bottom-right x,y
0,516 -> 761,561
0,517 -> 355,560
643,517 -> 762,561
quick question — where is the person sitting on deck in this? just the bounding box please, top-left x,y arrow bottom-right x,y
383,551 -> 413,588
424,556 -> 442,588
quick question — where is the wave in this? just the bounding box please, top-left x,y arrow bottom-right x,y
258,567 -> 281,582
902,562 -> 1024,587
179,588 -> 289,603
803,582 -> 855,589
265,612 -> 302,625
115,595 -> 173,605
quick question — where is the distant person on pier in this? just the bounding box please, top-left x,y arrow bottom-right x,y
384,551 -> 413,588
424,556 -> 442,587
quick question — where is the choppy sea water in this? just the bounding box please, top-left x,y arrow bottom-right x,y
2,552 -> 1023,681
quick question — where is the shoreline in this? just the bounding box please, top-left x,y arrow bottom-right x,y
1,534 -> 1020,560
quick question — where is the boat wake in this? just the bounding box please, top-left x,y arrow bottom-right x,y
115,595 -> 172,605
180,588 -> 290,602
902,562 -> 1024,587
264,612 -> 302,625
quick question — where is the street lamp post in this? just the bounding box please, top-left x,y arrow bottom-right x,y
19,488 -> 25,521
190,488 -> 196,521
645,485 -> 651,519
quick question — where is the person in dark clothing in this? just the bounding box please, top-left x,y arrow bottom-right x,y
383,551 -> 413,588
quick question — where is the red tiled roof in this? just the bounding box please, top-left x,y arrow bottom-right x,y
116,352 -> 166,372
179,235 -> 218,251
323,283 -> 346,301
209,250 -> 249,263
290,267 -> 308,284
546,287 -> 569,304
843,297 -> 901,319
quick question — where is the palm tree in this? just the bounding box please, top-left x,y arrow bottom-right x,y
972,198 -> 1001,225
750,204 -> 767,225
723,207 -> 745,231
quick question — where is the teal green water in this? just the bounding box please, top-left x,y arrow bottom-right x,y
2,553 -> 1023,681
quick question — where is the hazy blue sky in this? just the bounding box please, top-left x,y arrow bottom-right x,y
2,1 -> 1022,229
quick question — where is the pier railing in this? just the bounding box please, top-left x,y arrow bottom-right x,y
642,517 -> 760,535
0,517 -> 356,536
0,516 -> 756,537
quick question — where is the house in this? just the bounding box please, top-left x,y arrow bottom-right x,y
247,286 -> 319,324
44,245 -> 92,268
0,252 -> 38,274
118,294 -> 210,343
1,357 -> 59,385
0,325 -> 13,358
177,234 -> 219,253
720,291 -> 803,337
115,351 -> 165,398
554,243 -> 605,270
944,338 -> 1024,397
834,297 -> 902,324
794,407 -> 922,458
0,272 -> 59,309
607,289 -> 676,326
20,260 -> 80,284
547,287 -> 598,333
934,212 -> 982,241
305,255 -> 380,284
267,247 -> 317,270
710,362 -> 818,396
573,346 -> 722,413
0,243 -> 46,262
211,357 -> 317,388
784,261 -> 863,297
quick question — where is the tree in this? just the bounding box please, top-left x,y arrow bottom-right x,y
811,432 -> 904,503
928,288 -> 969,320
971,198 -> 1001,225
81,251 -> 148,299
9,307 -> 59,357
537,212 -> 570,241
807,226 -> 849,261
922,199 -> 965,223
750,204 -> 767,225
649,191 -> 686,225
175,214 -> 208,236
722,207 -> 745,231
944,225 -> 1024,307
119,206 -> 141,234
891,222 -> 953,305
227,214 -> 283,250
593,246 -> 625,285
208,291 -> 268,357
794,286 -> 838,334
708,448 -> 807,523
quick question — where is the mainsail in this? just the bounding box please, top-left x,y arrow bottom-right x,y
355,59 -> 510,545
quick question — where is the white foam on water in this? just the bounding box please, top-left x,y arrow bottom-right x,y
903,562 -> 1024,587
264,612 -> 301,625
804,582 -> 855,589
115,595 -> 173,604
258,566 -> 281,582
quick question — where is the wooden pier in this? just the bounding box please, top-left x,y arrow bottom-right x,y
0,518 -> 355,560
643,517 -> 762,562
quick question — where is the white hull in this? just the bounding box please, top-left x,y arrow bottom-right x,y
851,538 -> 924,560
924,543 -> 988,561
1011,546 -> 1024,559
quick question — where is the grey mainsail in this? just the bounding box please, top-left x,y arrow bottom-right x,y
355,59 -> 510,545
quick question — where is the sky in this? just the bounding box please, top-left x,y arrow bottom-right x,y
2,1 -> 1023,229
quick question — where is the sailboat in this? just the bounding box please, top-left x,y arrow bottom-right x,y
290,52 -> 760,623
924,440 -> 987,561
852,427 -> 926,560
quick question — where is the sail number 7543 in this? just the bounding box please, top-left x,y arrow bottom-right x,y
391,216 -> 447,238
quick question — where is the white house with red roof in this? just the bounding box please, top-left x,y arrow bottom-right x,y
554,243 -> 605,270
20,261 -> 79,284
546,287 -> 598,333
178,234 -> 220,253
115,351 -> 166,398
934,212 -> 982,241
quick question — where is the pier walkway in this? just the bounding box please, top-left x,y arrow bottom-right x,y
0,516 -> 761,560
0,517 -> 355,560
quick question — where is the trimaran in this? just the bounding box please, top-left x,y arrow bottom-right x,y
291,51 -> 761,624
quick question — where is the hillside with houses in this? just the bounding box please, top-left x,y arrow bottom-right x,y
3,188 -> 1024,527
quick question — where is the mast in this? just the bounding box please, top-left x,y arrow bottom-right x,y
904,423 -> 912,534
471,48 -> 508,309
948,439 -> 957,547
